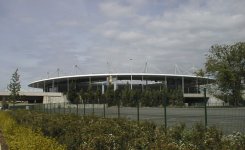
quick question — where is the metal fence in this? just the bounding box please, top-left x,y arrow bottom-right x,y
12,101 -> 245,134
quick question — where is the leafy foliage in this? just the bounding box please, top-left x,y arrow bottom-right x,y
0,111 -> 65,150
67,80 -> 184,107
8,110 -> 245,150
205,42 -> 245,106
67,81 -> 79,104
7,68 -> 21,106
1,100 -> 9,110
194,69 -> 206,77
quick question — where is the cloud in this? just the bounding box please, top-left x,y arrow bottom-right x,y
99,1 -> 135,18
0,0 -> 245,90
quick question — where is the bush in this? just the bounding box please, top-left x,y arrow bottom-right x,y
8,110 -> 245,150
1,100 -> 9,110
0,111 -> 65,150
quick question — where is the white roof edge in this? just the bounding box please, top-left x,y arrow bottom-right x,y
29,73 -> 211,86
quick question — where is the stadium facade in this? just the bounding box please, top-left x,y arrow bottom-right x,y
28,73 -> 213,104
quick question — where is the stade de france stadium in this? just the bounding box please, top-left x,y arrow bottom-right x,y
28,73 -> 214,105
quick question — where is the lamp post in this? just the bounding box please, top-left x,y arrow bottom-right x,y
74,65 -> 78,75
57,68 -> 60,77
129,59 -> 133,90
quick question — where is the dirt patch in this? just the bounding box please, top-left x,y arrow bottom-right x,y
0,130 -> 8,150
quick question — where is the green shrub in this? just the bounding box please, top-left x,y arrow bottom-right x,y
1,100 -> 9,110
8,110 -> 245,150
221,132 -> 245,150
0,111 -> 66,150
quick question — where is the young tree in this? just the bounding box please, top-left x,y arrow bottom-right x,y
8,68 -> 21,107
79,89 -> 85,104
205,42 -> 245,106
105,84 -> 114,106
67,81 -> 79,104
121,83 -> 131,106
194,69 -> 205,77
87,84 -> 94,104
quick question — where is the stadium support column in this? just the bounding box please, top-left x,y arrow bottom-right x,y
67,78 -> 69,92
182,76 -> 184,94
112,76 -> 120,118
102,84 -> 105,94
141,75 -> 144,91
196,78 -> 199,93
43,81 -> 46,92
145,80 -> 148,90
131,74 -> 133,90
52,80 -> 54,92
102,78 -> 106,118
114,76 -> 117,91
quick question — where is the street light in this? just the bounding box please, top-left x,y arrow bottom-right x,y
74,65 -> 78,75
57,68 -> 60,77
129,59 -> 133,90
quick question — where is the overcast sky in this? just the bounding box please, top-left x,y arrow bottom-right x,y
0,0 -> 245,90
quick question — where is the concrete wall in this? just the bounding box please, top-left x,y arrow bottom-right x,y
0,91 -> 67,104
44,103 -> 107,109
207,96 -> 226,106
43,94 -> 68,104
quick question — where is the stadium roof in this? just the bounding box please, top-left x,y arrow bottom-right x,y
29,73 -> 213,88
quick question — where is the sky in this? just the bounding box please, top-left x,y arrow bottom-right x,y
0,0 -> 245,90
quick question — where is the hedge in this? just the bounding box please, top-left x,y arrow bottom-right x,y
8,110 -> 245,150
0,111 -> 66,150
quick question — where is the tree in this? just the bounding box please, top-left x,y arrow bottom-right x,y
167,89 -> 184,106
105,84 -> 114,106
1,99 -> 9,110
95,89 -> 101,104
67,81 -> 79,104
205,42 -> 245,106
87,84 -> 94,104
79,89 -> 85,104
121,83 -> 131,106
194,69 -> 205,77
8,68 -> 21,107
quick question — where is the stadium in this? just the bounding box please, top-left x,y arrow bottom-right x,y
28,73 -> 214,105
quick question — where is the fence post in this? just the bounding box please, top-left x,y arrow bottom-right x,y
54,103 -> 56,113
49,103 -> 51,114
204,88 -> 207,129
50,103 -> 52,113
58,104 -> 60,114
137,97 -> 139,123
164,94 -> 167,129
92,99 -> 95,115
83,101 -> 86,115
64,102 -> 66,114
118,98 -> 120,119
76,102 -> 79,116
103,98 -> 106,118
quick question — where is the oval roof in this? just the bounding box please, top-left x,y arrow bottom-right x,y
29,73 -> 213,88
